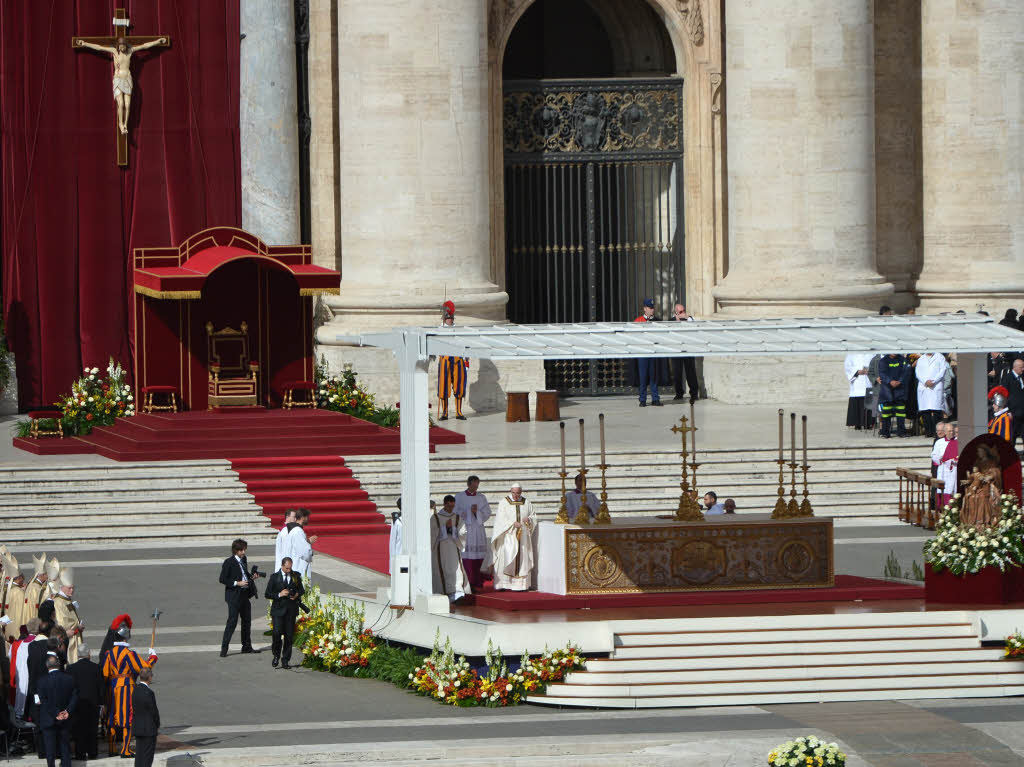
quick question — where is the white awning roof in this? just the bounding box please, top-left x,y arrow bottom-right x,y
339,314 -> 1024,361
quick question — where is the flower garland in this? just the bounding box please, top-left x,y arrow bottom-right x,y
923,493 -> 1024,575
296,590 -> 379,676
768,735 -> 846,766
1005,630 -> 1024,659
409,634 -> 586,707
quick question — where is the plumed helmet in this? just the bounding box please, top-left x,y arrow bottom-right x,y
989,385 -> 1009,410
110,613 -> 133,640
441,300 -> 455,321
32,553 -> 46,576
45,556 -> 61,584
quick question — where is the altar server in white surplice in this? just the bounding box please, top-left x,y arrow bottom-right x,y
275,508 -> 299,569
430,497 -> 470,602
491,483 -> 537,591
287,509 -> 317,579
453,476 -> 491,588
915,352 -> 950,438
565,473 -> 600,524
844,353 -> 874,430
388,498 -> 403,575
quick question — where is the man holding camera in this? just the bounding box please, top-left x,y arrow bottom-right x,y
264,557 -> 305,669
218,539 -> 260,658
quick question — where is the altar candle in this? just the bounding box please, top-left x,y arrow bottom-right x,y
689,401 -> 696,455
599,413 -> 606,466
790,412 -> 796,464
579,418 -> 586,470
802,414 -> 808,466
559,421 -> 566,474
777,409 -> 784,459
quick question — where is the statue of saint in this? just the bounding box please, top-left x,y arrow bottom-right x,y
959,444 -> 1003,530
75,36 -> 168,134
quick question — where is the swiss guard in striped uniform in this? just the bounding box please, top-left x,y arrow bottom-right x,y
102,614 -> 157,757
989,386 -> 1013,442
437,300 -> 469,421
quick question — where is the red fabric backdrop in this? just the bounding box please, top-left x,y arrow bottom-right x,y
1,0 -> 240,408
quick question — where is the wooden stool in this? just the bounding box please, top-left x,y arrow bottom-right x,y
27,409 -> 64,439
283,380 -> 316,409
141,386 -> 180,413
535,390 -> 560,421
506,392 -> 530,422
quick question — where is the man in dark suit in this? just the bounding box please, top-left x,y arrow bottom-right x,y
264,556 -> 305,669
1001,357 -> 1024,452
219,539 -> 259,657
67,644 -> 103,759
131,667 -> 160,767
27,620 -> 54,758
36,655 -> 78,767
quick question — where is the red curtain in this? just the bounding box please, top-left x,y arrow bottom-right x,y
1,0 -> 240,408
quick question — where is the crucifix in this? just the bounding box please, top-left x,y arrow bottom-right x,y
72,8 -> 170,167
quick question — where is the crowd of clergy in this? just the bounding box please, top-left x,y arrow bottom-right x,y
0,548 -> 158,760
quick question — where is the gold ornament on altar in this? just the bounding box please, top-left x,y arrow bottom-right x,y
555,416 -> 613,525
670,412 -> 704,521
772,410 -> 814,518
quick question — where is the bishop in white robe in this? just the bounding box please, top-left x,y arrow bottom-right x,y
491,483 -> 537,591
430,498 -> 470,601
916,353 -> 950,436
454,478 -> 491,588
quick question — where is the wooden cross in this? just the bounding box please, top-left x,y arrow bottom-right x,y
72,8 -> 170,167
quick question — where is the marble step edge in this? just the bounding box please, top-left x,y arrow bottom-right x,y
605,611 -> 972,633
587,648 -> 1007,670
0,506 -> 266,520
0,498 -> 261,511
527,685 -> 1024,708
0,477 -> 248,492
0,458 -> 232,474
613,638 -> 977,658
614,625 -> 975,646
0,487 -> 254,502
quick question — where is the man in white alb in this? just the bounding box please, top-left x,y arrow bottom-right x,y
287,509 -> 318,580
565,473 -> 600,524
388,498 -> 403,575
275,508 -> 299,570
930,422 -> 950,511
915,352 -> 950,438
453,476 -> 491,589
430,497 -> 470,602
491,483 -> 537,591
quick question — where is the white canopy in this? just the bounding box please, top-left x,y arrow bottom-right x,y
331,314 -> 1023,610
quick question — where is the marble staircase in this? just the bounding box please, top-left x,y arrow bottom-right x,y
528,611 -> 1024,708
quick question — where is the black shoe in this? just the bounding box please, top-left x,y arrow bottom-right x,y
439,415 -> 448,421
219,650 -> 228,657
241,647 -> 260,654
673,394 -> 684,401
455,415 -> 467,420
272,656 -> 279,668
281,661 -> 291,669
639,401 -> 647,407
652,401 -> 663,407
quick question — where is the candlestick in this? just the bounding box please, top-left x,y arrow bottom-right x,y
802,414 -> 808,466
599,413 -> 606,466
579,418 -> 586,471
778,408 -> 784,458
554,470 -> 570,524
559,422 -> 566,474
595,462 -> 612,524
790,412 -> 796,465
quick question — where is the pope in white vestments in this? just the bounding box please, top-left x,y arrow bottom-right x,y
430,498 -> 470,601
491,483 -> 537,591
454,478 -> 492,588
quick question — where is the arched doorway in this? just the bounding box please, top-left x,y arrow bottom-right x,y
502,0 -> 683,394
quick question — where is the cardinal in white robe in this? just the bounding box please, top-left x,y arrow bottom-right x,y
937,435 -> 959,509
275,509 -> 299,569
565,473 -> 600,523
916,353 -> 950,436
930,422 -> 950,509
430,497 -> 470,601
491,483 -> 537,591
454,477 -> 491,588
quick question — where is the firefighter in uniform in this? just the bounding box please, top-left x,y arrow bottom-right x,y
877,353 -> 911,438
437,300 -> 469,421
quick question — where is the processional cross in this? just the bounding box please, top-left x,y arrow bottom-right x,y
72,8 -> 170,166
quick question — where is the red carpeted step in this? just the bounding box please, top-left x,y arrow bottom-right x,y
230,455 -> 348,468
234,467 -> 354,481
266,511 -> 384,524
242,478 -> 361,491
303,523 -> 389,535
258,500 -> 378,514
313,533 -> 391,574
250,488 -> 369,502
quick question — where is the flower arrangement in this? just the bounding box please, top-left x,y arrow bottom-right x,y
767,735 -> 846,767
315,360 -> 400,428
16,358 -> 136,437
408,634 -> 586,707
1005,630 -> 1024,659
296,591 -> 378,676
923,493 -> 1024,575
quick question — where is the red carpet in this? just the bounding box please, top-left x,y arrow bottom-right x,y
313,533 -> 391,574
466,575 -> 923,611
13,408 -> 465,461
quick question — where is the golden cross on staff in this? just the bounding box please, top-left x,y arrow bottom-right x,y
670,415 -> 703,521
72,8 -> 171,167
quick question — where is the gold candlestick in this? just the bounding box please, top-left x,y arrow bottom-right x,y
577,467 -> 592,525
799,461 -> 814,517
772,457 -> 789,518
554,469 -> 570,524
595,463 -> 612,524
671,415 -> 704,521
787,412 -> 799,515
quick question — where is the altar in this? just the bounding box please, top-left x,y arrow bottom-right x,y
536,515 -> 834,595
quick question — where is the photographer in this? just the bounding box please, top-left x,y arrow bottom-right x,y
218,539 -> 260,658
264,557 -> 305,669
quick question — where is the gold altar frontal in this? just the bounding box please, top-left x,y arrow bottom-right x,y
562,515 -> 834,594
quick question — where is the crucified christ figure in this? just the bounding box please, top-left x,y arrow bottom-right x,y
75,36 -> 167,134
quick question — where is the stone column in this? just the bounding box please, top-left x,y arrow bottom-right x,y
713,0 -> 892,315
917,0 -> 1024,312
239,0 -> 301,244
319,0 -> 506,335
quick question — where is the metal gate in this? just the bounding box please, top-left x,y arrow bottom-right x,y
503,78 -> 685,394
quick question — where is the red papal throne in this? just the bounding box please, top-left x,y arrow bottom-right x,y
206,321 -> 259,408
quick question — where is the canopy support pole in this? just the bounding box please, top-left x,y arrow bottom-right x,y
957,352 -> 987,443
